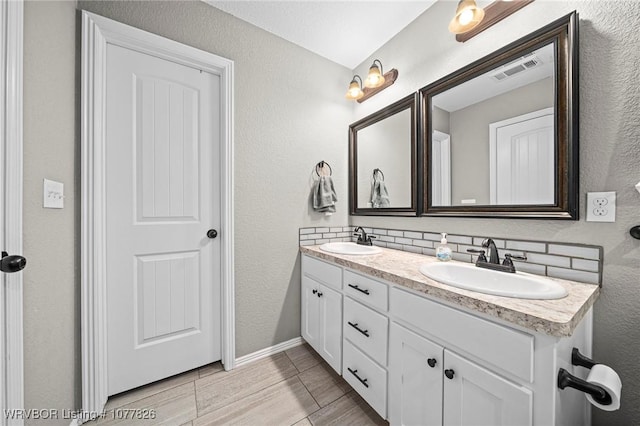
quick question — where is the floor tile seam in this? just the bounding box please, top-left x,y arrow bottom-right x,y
194,372 -> 298,417
296,371 -> 323,409
186,387 -> 199,425
106,376 -> 199,411
284,350 -> 307,374
197,366 -> 225,379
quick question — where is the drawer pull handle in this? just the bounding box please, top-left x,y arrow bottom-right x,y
347,367 -> 369,388
347,321 -> 370,337
348,283 -> 370,295
445,369 -> 455,380
427,358 -> 437,368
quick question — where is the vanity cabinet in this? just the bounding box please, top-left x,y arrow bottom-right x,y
301,256 -> 343,374
300,252 -> 593,426
389,322 -> 532,426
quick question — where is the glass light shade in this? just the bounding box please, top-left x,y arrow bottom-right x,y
345,79 -> 364,100
448,0 -> 485,34
364,64 -> 385,88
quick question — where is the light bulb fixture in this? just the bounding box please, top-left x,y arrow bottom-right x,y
345,75 -> 364,100
364,59 -> 386,88
448,0 -> 485,34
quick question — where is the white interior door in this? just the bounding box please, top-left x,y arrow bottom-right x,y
105,43 -> 221,395
490,108 -> 554,205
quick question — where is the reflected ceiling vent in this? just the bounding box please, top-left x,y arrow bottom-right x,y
491,52 -> 542,82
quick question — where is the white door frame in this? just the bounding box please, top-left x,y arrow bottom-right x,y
81,11 -> 235,418
1,0 -> 24,424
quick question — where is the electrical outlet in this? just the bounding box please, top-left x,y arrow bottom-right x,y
586,191 -> 615,222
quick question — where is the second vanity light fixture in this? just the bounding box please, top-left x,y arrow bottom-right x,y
346,59 -> 398,103
450,0 -> 535,42
448,0 -> 485,34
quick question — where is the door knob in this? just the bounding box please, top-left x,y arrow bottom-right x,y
207,229 -> 218,239
0,251 -> 26,273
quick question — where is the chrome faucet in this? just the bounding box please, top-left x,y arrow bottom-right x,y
467,238 -> 527,273
353,227 -> 375,246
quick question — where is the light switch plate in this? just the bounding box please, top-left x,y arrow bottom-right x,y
43,179 -> 64,209
586,191 -> 615,222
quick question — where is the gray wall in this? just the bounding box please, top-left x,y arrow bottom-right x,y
23,0 -> 351,421
351,1 -> 640,425
449,77 -> 553,205
23,0 -> 78,420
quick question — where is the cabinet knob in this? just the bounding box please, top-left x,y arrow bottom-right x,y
444,369 -> 455,380
317,291 -> 323,297
312,289 -> 317,294
427,358 -> 437,368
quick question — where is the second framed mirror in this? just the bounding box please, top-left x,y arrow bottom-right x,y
421,12 -> 579,219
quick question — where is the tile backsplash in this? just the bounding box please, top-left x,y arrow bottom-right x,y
299,225 -> 603,285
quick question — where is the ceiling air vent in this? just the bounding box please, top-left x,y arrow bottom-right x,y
491,53 -> 542,82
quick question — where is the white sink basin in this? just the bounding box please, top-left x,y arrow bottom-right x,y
319,242 -> 382,256
419,262 -> 567,300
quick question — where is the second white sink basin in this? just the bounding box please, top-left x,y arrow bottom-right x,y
320,242 -> 382,256
419,262 -> 567,300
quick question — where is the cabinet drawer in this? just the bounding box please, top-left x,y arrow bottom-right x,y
302,255 -> 342,291
390,288 -> 534,383
344,297 -> 388,366
343,340 -> 387,419
344,270 -> 388,311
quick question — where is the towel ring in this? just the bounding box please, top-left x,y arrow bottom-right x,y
315,161 -> 332,177
373,168 -> 385,180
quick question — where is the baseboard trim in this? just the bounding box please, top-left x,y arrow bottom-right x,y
234,337 -> 304,368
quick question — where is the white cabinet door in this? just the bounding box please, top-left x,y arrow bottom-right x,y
318,284 -> 342,374
443,350 -> 532,426
301,276 -> 320,349
389,323 -> 444,426
301,275 -> 342,374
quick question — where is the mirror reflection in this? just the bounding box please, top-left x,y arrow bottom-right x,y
349,94 -> 417,216
431,42 -> 555,207
357,108 -> 412,209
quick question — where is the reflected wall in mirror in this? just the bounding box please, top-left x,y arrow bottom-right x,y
421,12 -> 578,219
349,93 -> 418,216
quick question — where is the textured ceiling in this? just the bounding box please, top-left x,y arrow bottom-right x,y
204,1 -> 438,69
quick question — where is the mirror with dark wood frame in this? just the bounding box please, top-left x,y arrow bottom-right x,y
421,12 -> 579,219
349,93 -> 419,216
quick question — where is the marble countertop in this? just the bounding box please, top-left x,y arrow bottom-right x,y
300,245 -> 600,338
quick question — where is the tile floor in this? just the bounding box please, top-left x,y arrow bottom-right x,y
85,344 -> 388,425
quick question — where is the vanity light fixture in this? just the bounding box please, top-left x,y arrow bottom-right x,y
346,60 -> 399,104
364,59 -> 385,88
449,0 -> 485,34
345,75 -> 364,100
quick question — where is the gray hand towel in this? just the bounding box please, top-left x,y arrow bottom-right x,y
371,174 -> 390,208
313,176 -> 337,215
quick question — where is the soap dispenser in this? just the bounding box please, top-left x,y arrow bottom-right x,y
436,233 -> 452,262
